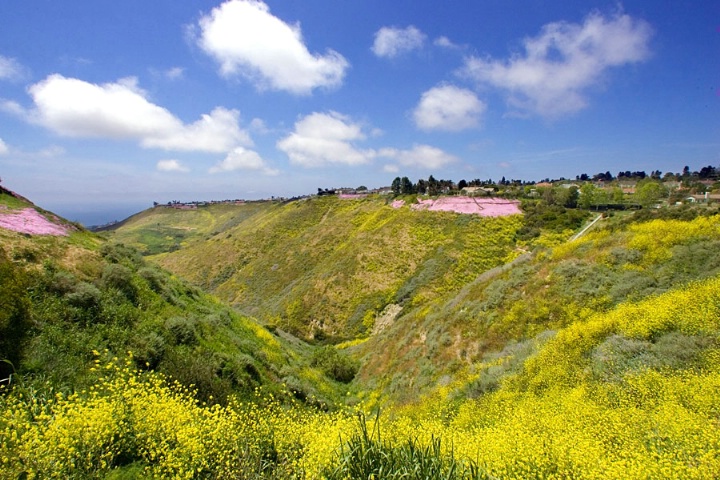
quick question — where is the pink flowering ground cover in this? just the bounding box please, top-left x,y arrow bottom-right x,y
0,207 -> 69,236
405,196 -> 521,217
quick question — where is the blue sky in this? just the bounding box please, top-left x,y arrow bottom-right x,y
0,1 -> 718,224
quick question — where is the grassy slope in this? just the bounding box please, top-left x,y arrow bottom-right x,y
0,193 -> 343,406
111,198 -> 720,403
118,196 -> 523,343
355,206 -> 720,401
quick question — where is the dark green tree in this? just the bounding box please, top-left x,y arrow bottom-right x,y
391,177 -> 401,195
400,177 -> 414,195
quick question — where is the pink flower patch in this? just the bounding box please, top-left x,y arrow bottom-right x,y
0,208 -> 69,236
410,197 -> 521,217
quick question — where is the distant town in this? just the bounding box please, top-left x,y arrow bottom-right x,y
152,165 -> 720,211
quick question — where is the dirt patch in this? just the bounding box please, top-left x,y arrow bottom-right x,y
0,208 -> 69,236
372,303 -> 403,335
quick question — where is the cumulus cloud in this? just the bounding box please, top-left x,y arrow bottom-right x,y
23,74 -> 251,153
413,85 -> 486,131
157,159 -> 190,172
379,144 -> 457,169
210,146 -> 278,175
372,26 -> 426,58
277,111 -> 376,167
461,11 -> 652,118
195,0 -> 348,94
0,138 -> 8,155
0,55 -> 25,81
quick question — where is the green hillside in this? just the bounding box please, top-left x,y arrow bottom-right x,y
113,196 -> 526,342
0,190 -> 343,407
355,205 -> 720,400
110,195 -> 720,401
4,188 -> 720,478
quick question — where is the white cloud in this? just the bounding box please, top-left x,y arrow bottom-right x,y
461,11 -> 652,118
0,55 -> 24,81
249,117 -> 269,134
23,74 -> 251,153
379,144 -> 457,169
277,111 -> 376,167
0,100 -> 24,116
382,164 -> 399,173
434,36 -> 459,49
413,85 -> 486,131
195,0 -> 348,95
372,26 -> 426,58
157,159 -> 190,172
0,138 -> 8,155
142,107 -> 251,152
165,67 -> 184,80
210,146 -> 278,175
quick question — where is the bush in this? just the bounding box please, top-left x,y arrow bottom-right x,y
65,282 -> 102,311
47,270 -> 78,295
99,242 -> 144,268
137,267 -> 166,293
164,316 -> 197,346
311,346 -> 360,383
100,264 -> 137,303
130,332 -> 166,370
0,254 -> 30,379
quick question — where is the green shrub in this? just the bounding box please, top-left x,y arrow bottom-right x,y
130,331 -> 166,370
99,263 -> 137,303
164,316 -> 197,346
65,282 -> 102,311
99,242 -> 144,268
0,253 -> 30,379
137,266 -> 167,293
47,270 -> 78,295
310,346 -> 359,383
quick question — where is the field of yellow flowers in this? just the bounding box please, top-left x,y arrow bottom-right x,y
3,272 -> 720,479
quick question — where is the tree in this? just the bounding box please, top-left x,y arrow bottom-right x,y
458,179 -> 468,190
391,177 -> 401,195
635,180 -> 666,207
699,165 -> 717,179
427,175 -> 439,196
416,179 -> 427,194
579,183 -> 596,209
400,177 -> 414,195
611,187 -> 625,204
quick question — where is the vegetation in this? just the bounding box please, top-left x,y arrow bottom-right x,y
3,275 -> 720,478
3,174 -> 720,478
0,196 -> 346,410
122,196 -> 524,341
